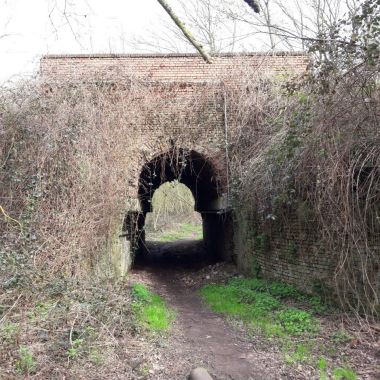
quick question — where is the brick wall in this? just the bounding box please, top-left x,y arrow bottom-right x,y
234,204 -> 380,307
40,52 -> 309,83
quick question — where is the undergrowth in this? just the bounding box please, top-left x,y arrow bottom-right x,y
0,275 -> 140,377
201,277 -> 358,378
132,283 -> 175,332
201,278 -> 321,338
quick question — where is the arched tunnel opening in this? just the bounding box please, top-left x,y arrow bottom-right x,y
125,148 -> 233,269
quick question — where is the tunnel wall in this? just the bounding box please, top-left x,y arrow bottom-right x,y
202,212 -> 234,261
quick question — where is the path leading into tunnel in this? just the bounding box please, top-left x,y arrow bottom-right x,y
130,240 -> 284,380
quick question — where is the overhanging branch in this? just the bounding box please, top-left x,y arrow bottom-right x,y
156,0 -> 213,64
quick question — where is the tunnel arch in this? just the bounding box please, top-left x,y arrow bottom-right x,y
130,147 -> 232,262
138,148 -> 224,213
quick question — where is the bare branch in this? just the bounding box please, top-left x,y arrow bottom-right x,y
156,0 -> 213,63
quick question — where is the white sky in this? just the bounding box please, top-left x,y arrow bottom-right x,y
0,0 -> 350,83
0,0 -> 174,82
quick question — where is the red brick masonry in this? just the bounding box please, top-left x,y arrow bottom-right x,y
40,52 -> 309,83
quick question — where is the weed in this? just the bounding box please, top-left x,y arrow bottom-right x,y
132,283 -> 175,332
332,367 -> 357,380
27,302 -> 55,322
331,329 -> 352,345
15,346 -> 37,375
287,240 -> 299,261
201,278 -> 318,338
284,343 -> 311,364
251,255 -> 262,278
67,338 -> 84,359
318,357 -> 328,380
254,233 -> 270,253
88,348 -> 104,365
0,322 -> 19,343
276,308 -> 317,335
138,365 -> 151,377
132,283 -> 152,302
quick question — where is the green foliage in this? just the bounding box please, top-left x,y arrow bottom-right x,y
132,283 -> 175,332
318,357 -> 328,380
16,346 -> 37,375
67,338 -> 84,360
276,308 -> 317,335
251,255 -> 262,278
287,240 -> 298,257
331,329 -> 352,345
156,223 -> 203,242
88,348 -> 104,365
254,233 -> 270,253
0,322 -> 19,343
27,302 -> 55,322
132,283 -> 152,302
332,367 -> 357,380
284,343 -> 312,364
201,278 -> 319,338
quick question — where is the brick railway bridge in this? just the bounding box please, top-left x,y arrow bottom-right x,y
40,53 -> 308,271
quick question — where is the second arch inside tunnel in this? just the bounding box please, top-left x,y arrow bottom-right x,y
125,148 -> 233,266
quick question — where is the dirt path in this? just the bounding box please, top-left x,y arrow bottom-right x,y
130,240 -> 291,380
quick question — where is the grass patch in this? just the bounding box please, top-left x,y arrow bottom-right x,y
201,277 -> 359,376
0,322 -> 19,343
132,283 -> 175,332
332,367 -> 358,380
201,278 -> 320,338
319,359 -> 358,380
331,329 -> 352,345
155,223 -> 203,242
16,346 -> 37,375
284,343 -> 312,364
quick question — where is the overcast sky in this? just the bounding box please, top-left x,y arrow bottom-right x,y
0,1 -> 176,82
0,0 -> 350,83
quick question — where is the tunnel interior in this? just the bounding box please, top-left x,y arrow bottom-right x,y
129,148 -> 233,267
138,148 -> 220,214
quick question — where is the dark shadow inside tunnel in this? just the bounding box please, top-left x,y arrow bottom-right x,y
127,148 -> 233,269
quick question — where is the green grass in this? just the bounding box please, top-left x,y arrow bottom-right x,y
332,367 -> 358,380
318,357 -> 358,380
0,322 -> 19,343
16,346 -> 37,375
156,223 -> 202,242
284,343 -> 312,364
131,283 -> 175,332
201,278 -> 320,338
201,277 -> 359,377
331,329 -> 352,345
